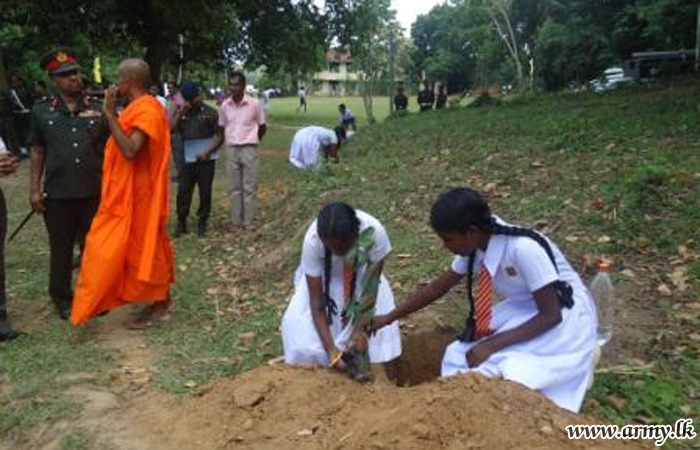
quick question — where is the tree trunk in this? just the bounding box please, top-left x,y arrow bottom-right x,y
388,29 -> 395,114
144,35 -> 171,86
142,0 -> 171,86
0,49 -> 8,92
488,0 -> 524,87
361,40 -> 376,124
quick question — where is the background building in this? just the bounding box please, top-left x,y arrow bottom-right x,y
311,48 -> 360,96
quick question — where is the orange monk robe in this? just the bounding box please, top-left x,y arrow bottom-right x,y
71,95 -> 175,326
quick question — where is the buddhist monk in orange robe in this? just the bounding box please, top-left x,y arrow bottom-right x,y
71,58 -> 174,328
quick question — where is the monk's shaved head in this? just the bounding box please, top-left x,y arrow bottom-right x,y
118,58 -> 151,86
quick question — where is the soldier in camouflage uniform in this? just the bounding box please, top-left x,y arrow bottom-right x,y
29,49 -> 108,320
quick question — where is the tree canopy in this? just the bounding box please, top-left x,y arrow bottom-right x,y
411,0 -> 698,92
0,0 -> 329,89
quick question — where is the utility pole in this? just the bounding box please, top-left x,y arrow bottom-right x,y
388,28 -> 396,114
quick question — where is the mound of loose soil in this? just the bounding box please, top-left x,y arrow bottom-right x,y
122,365 -> 647,450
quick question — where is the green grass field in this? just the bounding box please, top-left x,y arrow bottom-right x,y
1,86 -> 699,448
266,95 -> 421,127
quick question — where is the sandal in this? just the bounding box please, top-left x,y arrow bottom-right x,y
124,301 -> 173,330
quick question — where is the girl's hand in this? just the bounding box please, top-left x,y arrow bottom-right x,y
466,340 -> 496,368
329,347 -> 346,371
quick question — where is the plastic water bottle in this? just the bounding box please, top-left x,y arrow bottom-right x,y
590,262 -> 614,346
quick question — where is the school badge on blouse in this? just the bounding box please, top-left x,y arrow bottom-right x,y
505,266 -> 518,277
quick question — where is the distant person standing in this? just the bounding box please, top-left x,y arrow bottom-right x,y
218,71 -> 267,228
166,82 -> 184,108
436,85 -> 448,109
261,89 -> 271,110
393,87 -> 408,116
29,49 -> 108,320
171,82 -> 223,237
149,84 -> 168,108
338,104 -> 356,131
417,83 -> 435,112
32,80 -> 48,100
297,86 -> 307,113
166,82 -> 185,182
9,75 -> 32,151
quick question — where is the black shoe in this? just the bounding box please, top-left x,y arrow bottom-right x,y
174,220 -> 188,237
197,220 -> 207,237
0,329 -> 25,342
52,299 -> 71,321
0,320 -> 25,342
58,308 -> 70,321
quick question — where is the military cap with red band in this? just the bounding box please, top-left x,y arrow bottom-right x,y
40,49 -> 81,76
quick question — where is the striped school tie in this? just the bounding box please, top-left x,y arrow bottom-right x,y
475,263 -> 493,339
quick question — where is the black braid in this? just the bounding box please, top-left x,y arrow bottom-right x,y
316,202 -> 360,326
321,248 -> 338,325
490,223 -> 573,309
459,222 -> 574,342
491,223 -> 557,269
458,253 -> 477,342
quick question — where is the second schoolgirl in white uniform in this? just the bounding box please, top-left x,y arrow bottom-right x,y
372,188 -> 597,412
282,203 -> 402,380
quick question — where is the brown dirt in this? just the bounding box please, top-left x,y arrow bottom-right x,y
113,365 -> 648,450
5,313 -> 651,450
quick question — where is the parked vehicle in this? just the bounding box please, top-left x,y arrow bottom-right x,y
590,67 -> 635,92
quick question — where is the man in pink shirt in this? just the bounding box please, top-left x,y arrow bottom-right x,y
218,72 -> 267,227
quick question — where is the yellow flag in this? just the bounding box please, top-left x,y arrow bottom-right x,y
93,57 -> 102,84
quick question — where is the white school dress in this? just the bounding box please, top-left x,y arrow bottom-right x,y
288,126 -> 337,169
281,210 -> 402,365
441,217 -> 598,413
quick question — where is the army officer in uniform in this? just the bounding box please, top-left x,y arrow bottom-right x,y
29,49 -> 108,320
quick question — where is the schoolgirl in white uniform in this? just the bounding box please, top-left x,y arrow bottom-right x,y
372,188 -> 597,412
281,203 -> 402,380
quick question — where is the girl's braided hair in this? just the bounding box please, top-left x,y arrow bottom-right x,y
430,188 -> 574,341
317,202 -> 360,325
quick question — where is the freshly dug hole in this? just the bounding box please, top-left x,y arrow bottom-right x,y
384,328 -> 455,386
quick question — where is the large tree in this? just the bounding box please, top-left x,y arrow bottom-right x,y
0,0 -> 328,88
326,0 -> 397,123
411,0 -> 698,92
411,4 -> 478,92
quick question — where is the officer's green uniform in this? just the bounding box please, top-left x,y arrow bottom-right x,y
29,49 -> 108,319
31,95 -> 106,198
